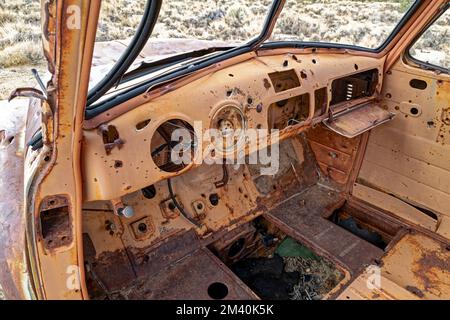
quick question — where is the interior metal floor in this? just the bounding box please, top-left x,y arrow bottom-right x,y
126,248 -> 258,300
264,184 -> 384,275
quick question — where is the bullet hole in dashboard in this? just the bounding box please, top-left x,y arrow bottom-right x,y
168,202 -> 176,211
410,107 -> 419,116
114,160 -> 123,168
136,118 -> 151,130
209,193 -> 220,206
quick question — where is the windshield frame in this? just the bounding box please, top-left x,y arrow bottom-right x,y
405,2 -> 450,74
85,0 -> 423,120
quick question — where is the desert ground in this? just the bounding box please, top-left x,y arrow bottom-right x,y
0,0 -> 448,99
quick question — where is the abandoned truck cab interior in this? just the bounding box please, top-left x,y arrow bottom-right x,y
0,0 -> 449,300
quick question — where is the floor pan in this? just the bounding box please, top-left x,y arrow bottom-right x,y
264,184 -> 384,275
124,248 -> 258,300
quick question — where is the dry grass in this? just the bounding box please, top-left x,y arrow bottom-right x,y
0,0 -> 448,99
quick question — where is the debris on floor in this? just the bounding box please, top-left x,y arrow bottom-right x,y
232,254 -> 299,300
284,255 -> 343,300
231,237 -> 343,300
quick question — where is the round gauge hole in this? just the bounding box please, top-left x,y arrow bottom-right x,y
150,119 -> 196,173
207,282 -> 229,300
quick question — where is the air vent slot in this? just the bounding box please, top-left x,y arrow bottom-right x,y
330,69 -> 378,105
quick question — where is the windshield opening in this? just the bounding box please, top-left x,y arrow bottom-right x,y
88,0 -> 275,93
268,0 -> 418,49
152,0 -> 273,45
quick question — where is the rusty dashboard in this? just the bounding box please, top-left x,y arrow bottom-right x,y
82,53 -> 384,201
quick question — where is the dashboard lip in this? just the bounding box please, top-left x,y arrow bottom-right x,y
83,57 -> 383,133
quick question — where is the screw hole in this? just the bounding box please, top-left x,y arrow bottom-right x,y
138,223 -> 147,233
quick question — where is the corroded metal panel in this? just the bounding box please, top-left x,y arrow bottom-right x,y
0,100 -> 31,299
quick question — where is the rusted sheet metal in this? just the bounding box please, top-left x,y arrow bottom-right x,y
8,88 -> 46,103
26,0 -> 102,300
0,100 -> 31,299
85,228 -> 259,299
128,229 -> 203,278
358,61 -> 450,218
306,125 -> 361,187
337,232 -> 450,300
81,54 -> 385,201
264,185 -> 384,275
380,232 -> 450,299
337,270 -> 421,300
126,248 -> 258,300
323,103 -> 395,138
